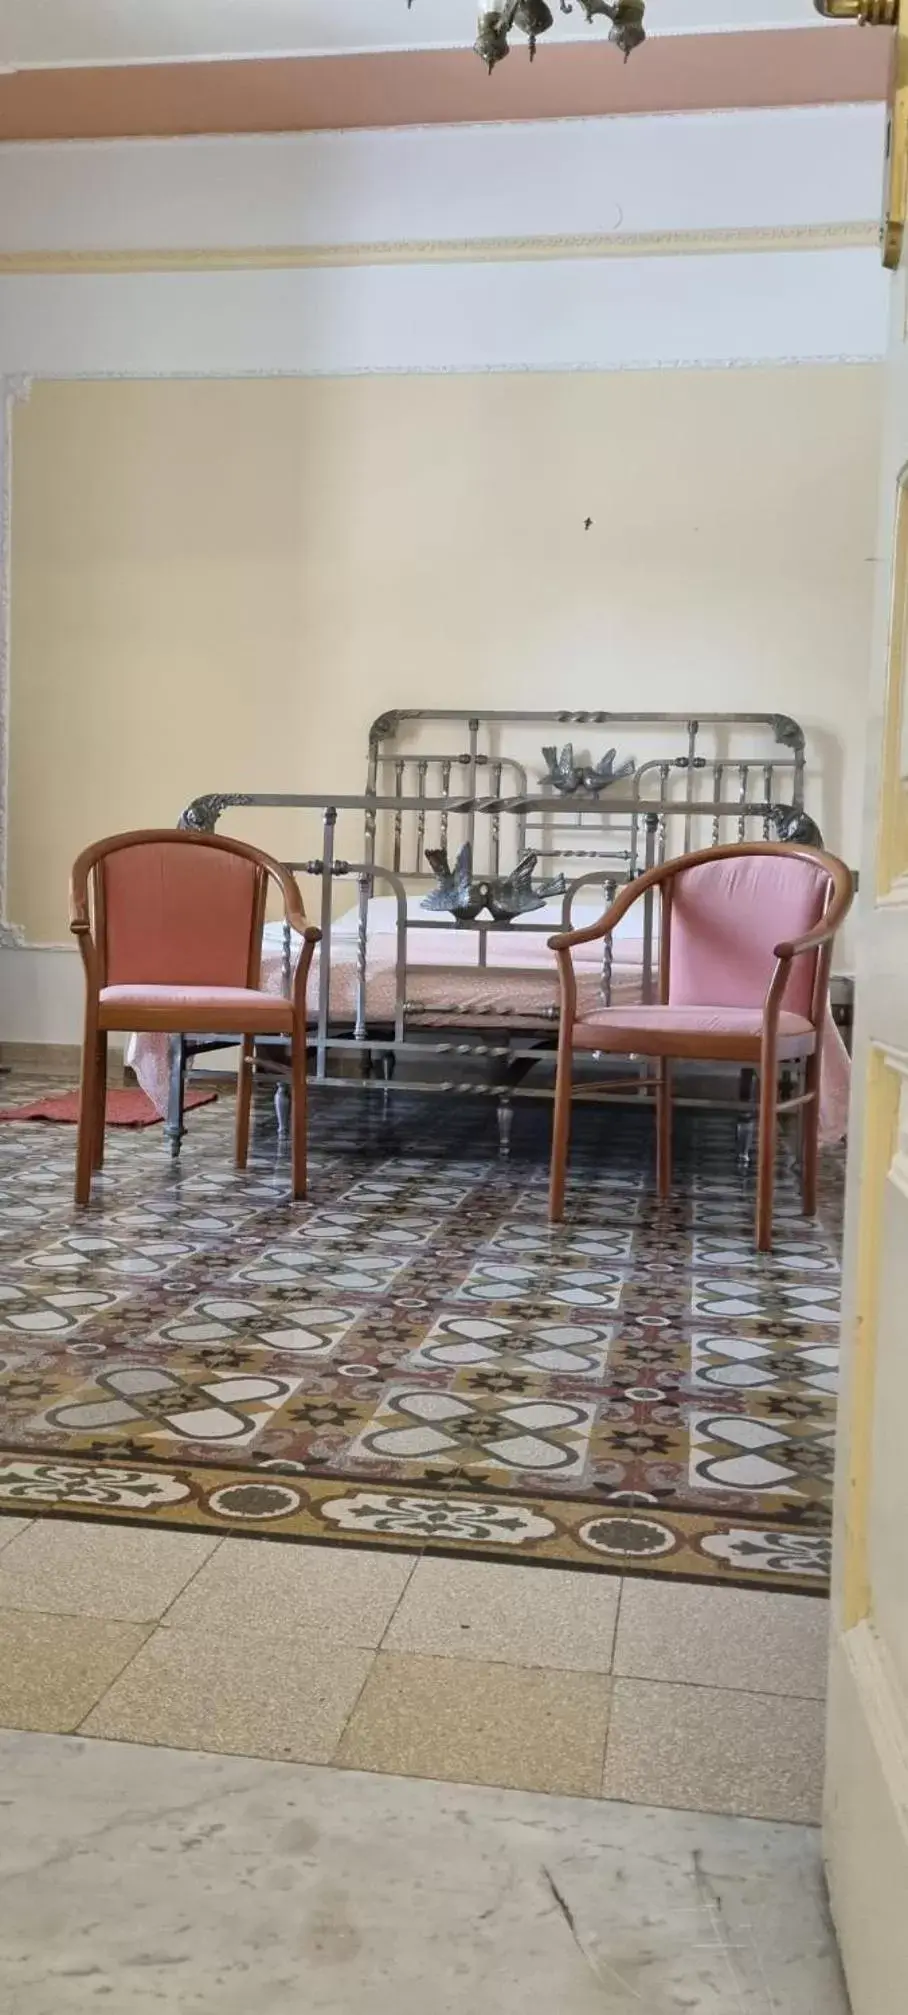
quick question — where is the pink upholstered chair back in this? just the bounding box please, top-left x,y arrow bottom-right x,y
668,853 -> 830,1018
99,839 -> 261,989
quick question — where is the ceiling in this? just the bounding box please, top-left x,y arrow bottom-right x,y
0,3 -> 876,143
0,2 -> 836,71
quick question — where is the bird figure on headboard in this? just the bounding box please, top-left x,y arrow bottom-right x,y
422,845 -> 565,923
423,844 -> 482,922
541,744 -> 636,796
769,804 -> 824,848
486,852 -> 566,921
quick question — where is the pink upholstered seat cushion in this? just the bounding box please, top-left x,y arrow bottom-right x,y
669,855 -> 828,1017
573,1004 -> 815,1058
102,842 -> 259,988
99,985 -> 292,1035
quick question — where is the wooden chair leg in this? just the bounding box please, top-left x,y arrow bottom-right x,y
92,1031 -> 108,1171
235,1035 -> 254,1170
75,1015 -> 99,1207
656,1056 -> 672,1200
290,1025 -> 308,1202
756,1060 -> 778,1254
548,1036 -> 574,1224
801,1049 -> 820,1218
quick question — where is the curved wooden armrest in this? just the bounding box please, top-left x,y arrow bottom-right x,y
285,908 -> 321,946
773,920 -> 838,961
548,874 -> 654,953
69,874 -> 91,934
765,879 -> 852,1019
774,865 -> 853,962
68,879 -> 98,988
287,904 -> 320,1016
266,859 -> 320,948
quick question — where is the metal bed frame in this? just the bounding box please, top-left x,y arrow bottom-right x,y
163,708 -> 816,1155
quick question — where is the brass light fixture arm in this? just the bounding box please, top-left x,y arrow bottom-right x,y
813,3 -> 897,20
815,1 -> 906,268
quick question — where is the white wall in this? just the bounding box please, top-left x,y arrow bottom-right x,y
0,101 -> 889,1035
0,106 -> 886,251
6,364 -> 882,938
0,107 -> 889,382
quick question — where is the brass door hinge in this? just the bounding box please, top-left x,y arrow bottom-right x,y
815,2 -> 905,268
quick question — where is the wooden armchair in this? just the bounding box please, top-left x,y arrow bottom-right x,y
69,829 -> 320,1206
547,842 -> 854,1250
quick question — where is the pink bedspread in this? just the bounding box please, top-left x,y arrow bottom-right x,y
126,925 -> 851,1144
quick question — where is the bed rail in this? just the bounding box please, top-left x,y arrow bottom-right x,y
164,707 -> 819,1155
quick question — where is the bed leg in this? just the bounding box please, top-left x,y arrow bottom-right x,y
497,1097 -> 513,1159
780,1063 -> 794,1144
235,1036 -> 254,1171
92,1031 -> 108,1172
736,1066 -> 757,1171
164,1036 -> 186,1161
756,1060 -> 778,1254
274,1080 -> 291,1141
380,1049 -> 396,1119
801,1051 -> 820,1219
656,1058 -> 672,1199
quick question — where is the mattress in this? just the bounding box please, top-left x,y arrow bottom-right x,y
126,896 -> 850,1143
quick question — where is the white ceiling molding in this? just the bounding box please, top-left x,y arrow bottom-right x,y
0,247 -> 888,381
0,225 -> 879,277
0,2 -> 834,71
0,106 -> 886,257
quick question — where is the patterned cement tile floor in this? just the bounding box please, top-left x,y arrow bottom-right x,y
0,1071 -> 838,1825
0,1072 -> 843,1594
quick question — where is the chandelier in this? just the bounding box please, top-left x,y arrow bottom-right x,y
406,2 -> 647,73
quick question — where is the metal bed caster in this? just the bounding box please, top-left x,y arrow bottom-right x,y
379,1050 -> 396,1120
497,1098 -> 514,1158
164,1035 -> 186,1161
735,1115 -> 756,1171
736,1067 -> 757,1172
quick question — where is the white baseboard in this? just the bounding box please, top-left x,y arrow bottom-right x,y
0,941 -> 123,1052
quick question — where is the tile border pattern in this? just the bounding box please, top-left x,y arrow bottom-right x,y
0,1467 -> 831,1593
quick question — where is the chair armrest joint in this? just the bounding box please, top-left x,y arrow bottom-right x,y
773,926 -> 833,960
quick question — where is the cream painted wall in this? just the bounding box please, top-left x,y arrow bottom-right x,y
8,365 -> 882,945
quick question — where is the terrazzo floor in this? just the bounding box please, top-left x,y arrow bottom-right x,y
0,1731 -> 850,2015
0,1070 -> 836,1824
0,1071 -> 850,2010
0,1512 -> 829,1817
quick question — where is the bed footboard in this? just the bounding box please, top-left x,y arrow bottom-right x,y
161,705 -> 836,1157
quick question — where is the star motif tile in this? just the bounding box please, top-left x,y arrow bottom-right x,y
0,1074 -> 844,1590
